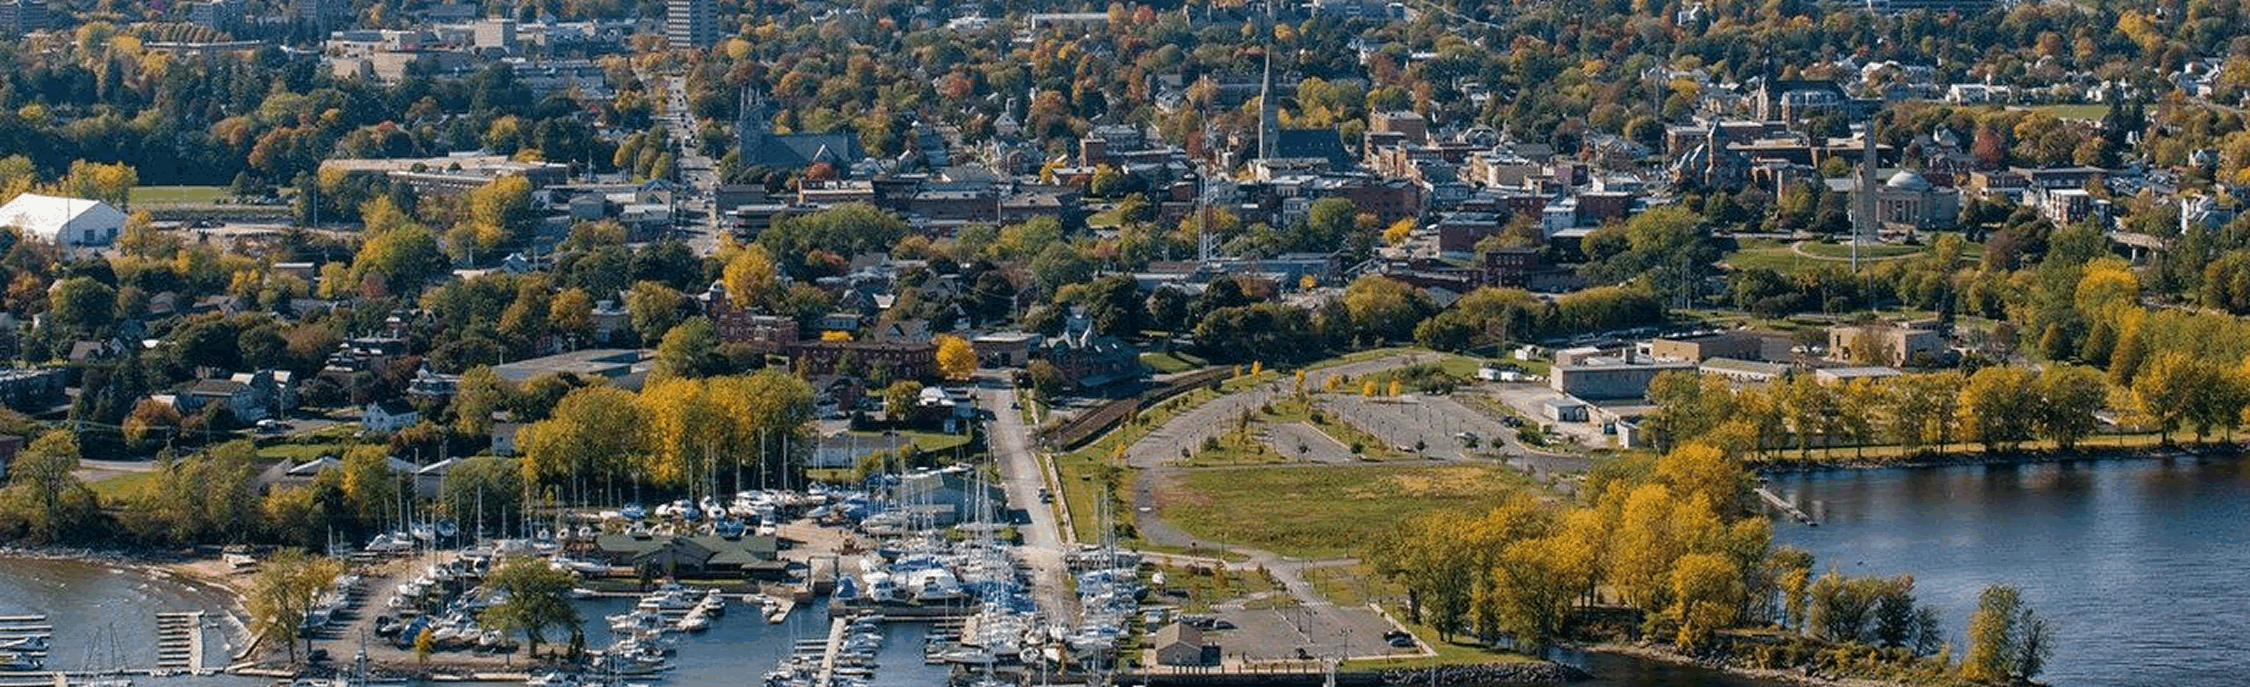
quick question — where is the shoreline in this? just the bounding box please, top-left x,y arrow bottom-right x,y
1750,441 -> 2244,474
1588,642 -> 1904,687
0,547 -> 256,665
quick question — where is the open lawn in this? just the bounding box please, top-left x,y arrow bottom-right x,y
846,429 -> 973,455
89,470 -> 163,502
2022,103 -> 2111,120
131,186 -> 228,206
258,441 -> 350,463
1161,463 -> 1529,558
1138,350 -> 1208,374
1144,563 -> 1281,614
1795,241 -> 1925,260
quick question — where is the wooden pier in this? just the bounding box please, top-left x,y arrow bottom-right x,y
1755,486 -> 1817,525
155,612 -> 204,673
812,618 -> 846,687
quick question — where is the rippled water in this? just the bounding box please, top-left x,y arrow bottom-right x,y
1768,455 -> 2250,687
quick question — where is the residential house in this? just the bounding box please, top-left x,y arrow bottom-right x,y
174,378 -> 271,422
363,399 -> 421,433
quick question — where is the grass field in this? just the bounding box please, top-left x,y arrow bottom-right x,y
1144,563 -> 1282,614
1160,463 -> 1529,558
1796,241 -> 1925,260
1139,350 -> 1208,374
2022,103 -> 2111,120
88,470 -> 163,502
131,186 -> 228,206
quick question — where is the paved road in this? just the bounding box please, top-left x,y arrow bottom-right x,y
1262,423 -> 1353,464
660,74 -> 723,257
978,372 -> 1078,623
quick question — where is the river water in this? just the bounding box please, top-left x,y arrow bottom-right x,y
1766,454 -> 2250,687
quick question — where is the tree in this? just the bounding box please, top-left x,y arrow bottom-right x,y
935,334 -> 975,381
625,281 -> 686,345
521,386 -> 647,506
481,555 -> 582,657
1025,360 -> 1065,398
5,430 -> 88,542
451,366 -> 510,437
2035,364 -> 2105,450
883,380 -> 925,421
719,242 -> 783,311
654,317 -> 720,380
1668,552 -> 1744,650
1342,275 -> 1429,343
246,549 -> 344,664
1960,366 -> 2038,452
338,445 -> 399,532
47,276 -> 117,336
455,176 -> 536,258
1963,584 -> 2039,683
353,224 -> 447,295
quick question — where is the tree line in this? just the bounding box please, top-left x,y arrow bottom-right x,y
1364,439 -> 2053,683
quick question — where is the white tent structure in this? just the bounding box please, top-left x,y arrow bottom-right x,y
0,193 -> 126,247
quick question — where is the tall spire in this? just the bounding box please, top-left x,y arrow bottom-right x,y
1854,111 -> 1879,273
1258,1 -> 1278,161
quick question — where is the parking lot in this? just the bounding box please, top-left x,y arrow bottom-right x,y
1321,394 -> 1514,461
1206,601 -> 1424,661
1260,422 -> 1355,464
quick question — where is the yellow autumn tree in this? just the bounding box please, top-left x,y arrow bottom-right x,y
934,335 -> 977,381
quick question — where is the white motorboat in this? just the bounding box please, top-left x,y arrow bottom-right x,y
526,672 -> 576,687
0,636 -> 45,652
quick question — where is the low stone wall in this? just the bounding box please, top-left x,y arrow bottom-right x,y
1375,661 -> 1590,685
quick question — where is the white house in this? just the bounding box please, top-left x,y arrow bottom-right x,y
0,193 -> 127,247
362,399 -> 420,432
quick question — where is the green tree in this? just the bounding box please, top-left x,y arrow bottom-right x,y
481,555 -> 583,657
653,316 -> 720,380
47,276 -> 118,336
451,366 -> 511,437
1963,584 -> 2050,683
2035,364 -> 2106,450
1960,366 -> 2038,452
4,430 -> 91,542
625,281 -> 687,345
883,380 -> 924,421
1341,275 -> 1430,343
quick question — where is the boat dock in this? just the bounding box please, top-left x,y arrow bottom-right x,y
1756,486 -> 1816,525
812,618 -> 846,687
155,611 -> 204,673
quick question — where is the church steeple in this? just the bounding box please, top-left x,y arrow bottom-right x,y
738,85 -> 771,136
